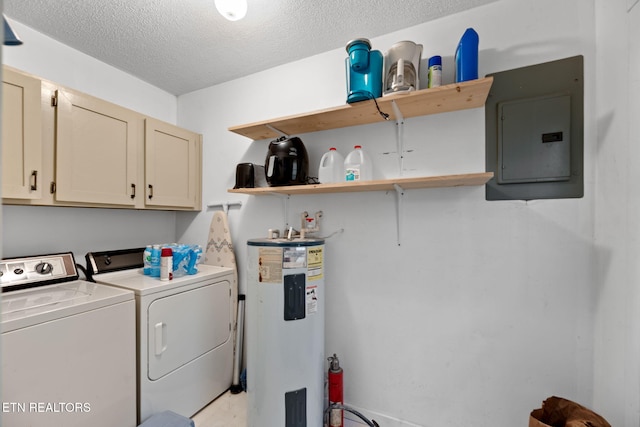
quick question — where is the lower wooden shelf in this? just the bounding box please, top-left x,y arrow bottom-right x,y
227,172 -> 493,196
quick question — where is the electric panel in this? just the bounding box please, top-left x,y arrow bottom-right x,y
486,56 -> 583,201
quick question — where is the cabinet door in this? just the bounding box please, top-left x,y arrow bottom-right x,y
2,68 -> 42,199
145,118 -> 201,209
55,88 -> 139,206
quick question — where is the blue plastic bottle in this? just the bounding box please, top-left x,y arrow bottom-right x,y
345,38 -> 383,103
455,28 -> 479,83
143,245 -> 153,275
150,244 -> 161,277
428,55 -> 442,88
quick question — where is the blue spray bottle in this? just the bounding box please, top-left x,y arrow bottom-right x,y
455,28 -> 479,83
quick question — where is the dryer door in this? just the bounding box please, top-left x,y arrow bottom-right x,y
147,280 -> 231,380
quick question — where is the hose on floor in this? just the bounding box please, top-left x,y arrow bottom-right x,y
324,403 -> 380,427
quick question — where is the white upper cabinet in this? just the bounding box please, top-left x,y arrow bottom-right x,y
2,68 -> 42,199
1,66 -> 202,211
144,118 -> 201,209
54,88 -> 139,207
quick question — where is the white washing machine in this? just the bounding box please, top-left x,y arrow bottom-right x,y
86,247 -> 236,424
0,252 -> 136,427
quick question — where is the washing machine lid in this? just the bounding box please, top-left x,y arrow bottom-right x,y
1,252 -> 134,332
1,280 -> 134,333
90,264 -> 234,296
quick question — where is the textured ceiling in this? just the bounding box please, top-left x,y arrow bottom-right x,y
4,0 -> 495,95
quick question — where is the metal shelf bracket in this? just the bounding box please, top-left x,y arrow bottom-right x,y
391,100 -> 406,245
393,184 -> 405,246
391,100 -> 405,176
265,124 -> 289,138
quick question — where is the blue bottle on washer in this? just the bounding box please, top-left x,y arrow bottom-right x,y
149,244 -> 161,277
143,245 -> 153,275
455,28 -> 479,82
345,38 -> 383,103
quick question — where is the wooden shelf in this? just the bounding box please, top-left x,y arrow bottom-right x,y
228,172 -> 494,196
228,77 -> 494,140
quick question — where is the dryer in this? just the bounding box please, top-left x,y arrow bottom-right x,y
0,252 -> 136,427
86,248 -> 235,423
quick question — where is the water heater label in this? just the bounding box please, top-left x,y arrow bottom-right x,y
257,247 -> 283,283
307,247 -> 324,281
283,247 -> 307,269
306,284 -> 318,314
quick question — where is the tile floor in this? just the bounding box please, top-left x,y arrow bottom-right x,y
192,391 -> 247,427
191,391 -> 365,426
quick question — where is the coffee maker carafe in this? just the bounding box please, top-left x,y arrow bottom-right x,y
383,41 -> 423,96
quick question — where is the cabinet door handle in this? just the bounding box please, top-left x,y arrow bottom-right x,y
30,170 -> 38,191
131,183 -> 136,199
148,184 -> 153,200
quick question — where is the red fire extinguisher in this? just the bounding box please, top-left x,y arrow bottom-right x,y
327,353 -> 343,427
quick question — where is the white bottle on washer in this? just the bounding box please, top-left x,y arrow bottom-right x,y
344,145 -> 372,182
160,247 -> 173,281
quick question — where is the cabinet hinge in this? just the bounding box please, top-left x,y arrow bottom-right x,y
50,181 -> 56,194
51,92 -> 58,107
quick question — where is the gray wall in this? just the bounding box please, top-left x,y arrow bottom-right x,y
593,0 -> 640,424
178,0 -> 601,425
4,0 -> 638,425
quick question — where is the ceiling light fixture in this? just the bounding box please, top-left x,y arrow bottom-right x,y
215,0 -> 248,21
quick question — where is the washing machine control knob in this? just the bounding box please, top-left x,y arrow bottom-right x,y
35,262 -> 53,274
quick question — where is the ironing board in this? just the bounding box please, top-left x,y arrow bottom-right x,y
205,210 -> 237,272
204,210 -> 239,364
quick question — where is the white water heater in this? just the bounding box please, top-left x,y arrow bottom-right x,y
246,237 -> 325,427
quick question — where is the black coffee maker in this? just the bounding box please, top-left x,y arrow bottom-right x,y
264,136 -> 309,186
